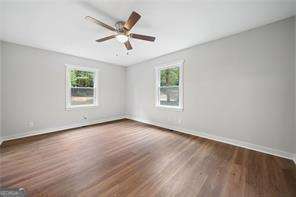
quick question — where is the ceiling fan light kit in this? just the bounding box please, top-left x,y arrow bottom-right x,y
85,11 -> 156,50
116,34 -> 129,43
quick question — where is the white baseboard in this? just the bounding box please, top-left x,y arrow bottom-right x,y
126,115 -> 294,161
1,115 -> 125,143
293,154 -> 296,165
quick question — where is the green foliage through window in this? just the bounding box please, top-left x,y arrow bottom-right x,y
160,67 -> 179,86
70,70 -> 94,87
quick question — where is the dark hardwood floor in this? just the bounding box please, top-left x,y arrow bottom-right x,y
1,119 -> 295,196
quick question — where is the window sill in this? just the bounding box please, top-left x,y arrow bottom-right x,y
156,105 -> 183,112
66,104 -> 98,110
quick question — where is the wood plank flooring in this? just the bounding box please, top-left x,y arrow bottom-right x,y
1,119 -> 295,196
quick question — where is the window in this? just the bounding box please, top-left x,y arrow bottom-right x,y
155,60 -> 184,110
66,65 -> 98,108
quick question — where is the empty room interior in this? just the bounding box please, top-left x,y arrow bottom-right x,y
1,1 -> 296,196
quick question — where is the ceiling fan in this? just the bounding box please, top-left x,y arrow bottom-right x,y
85,11 -> 156,50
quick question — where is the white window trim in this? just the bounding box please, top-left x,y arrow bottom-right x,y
155,60 -> 184,111
65,65 -> 99,109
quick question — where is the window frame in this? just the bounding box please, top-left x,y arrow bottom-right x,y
155,60 -> 184,111
65,65 -> 99,109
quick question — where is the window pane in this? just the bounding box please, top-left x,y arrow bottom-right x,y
71,70 -> 94,88
160,67 -> 179,86
71,87 -> 94,106
159,86 -> 179,106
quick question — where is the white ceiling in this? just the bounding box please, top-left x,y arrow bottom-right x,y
1,0 -> 296,66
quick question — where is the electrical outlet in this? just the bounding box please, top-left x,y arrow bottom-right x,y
178,118 -> 182,124
28,121 -> 34,128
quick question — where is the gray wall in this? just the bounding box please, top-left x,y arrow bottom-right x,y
0,41 -> 2,139
1,42 -> 126,139
126,17 -> 295,154
294,16 -> 296,157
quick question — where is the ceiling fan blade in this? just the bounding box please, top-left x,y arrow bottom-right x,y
124,11 -> 141,30
85,16 -> 116,32
130,33 -> 155,42
124,40 -> 133,50
96,35 -> 116,42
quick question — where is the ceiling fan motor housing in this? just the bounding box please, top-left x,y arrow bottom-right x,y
115,21 -> 126,33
